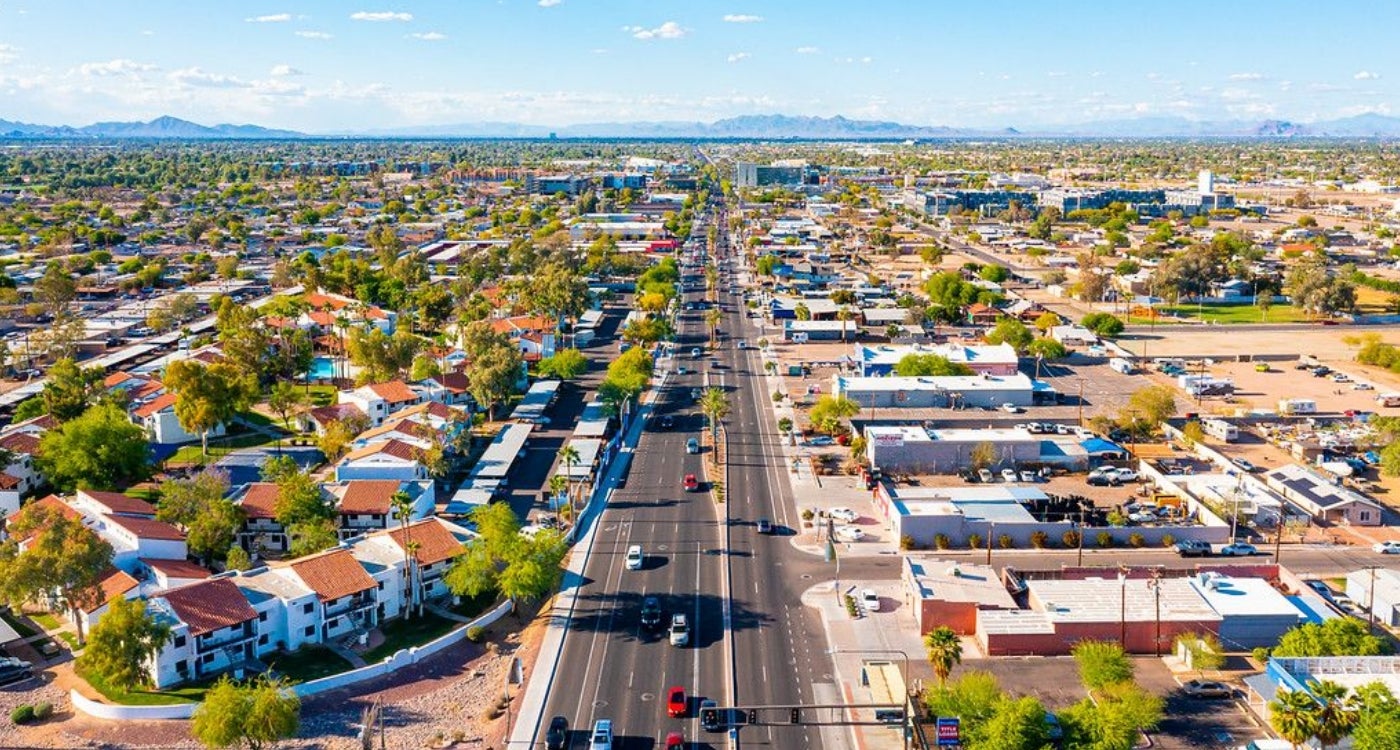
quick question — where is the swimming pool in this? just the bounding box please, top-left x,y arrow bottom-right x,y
308,357 -> 337,380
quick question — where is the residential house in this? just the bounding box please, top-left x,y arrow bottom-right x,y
413,372 -> 471,406
965,303 -> 1004,327
298,402 -> 367,436
70,489 -> 156,520
335,439 -> 428,482
301,291 -> 396,336
134,392 -> 227,445
0,474 -> 19,516
76,568 -> 141,637
96,514 -> 187,570
286,548 -> 380,642
381,518 -> 468,604
0,428 -> 45,496
330,479 -> 435,539
141,558 -> 212,590
339,381 -> 423,427
234,483 -> 289,554
231,566 -> 318,654
149,577 -> 261,688
1049,324 -> 1100,347
1264,463 -> 1384,526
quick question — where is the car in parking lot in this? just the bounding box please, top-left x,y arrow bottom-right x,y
546,716 -> 570,750
1231,458 -> 1260,473
828,507 -> 858,523
683,473 -> 700,491
862,589 -> 880,612
834,525 -> 865,542
1181,680 -> 1234,699
626,545 -> 644,570
977,468 -> 994,483
1374,541 -> 1400,554
1001,403 -> 1022,413
1019,470 -> 1039,483
1001,468 -> 1018,482
1175,539 -> 1212,557
669,614 -> 690,646
1354,382 -> 1375,391
804,435 -> 836,447
0,657 -> 33,687
1304,579 -> 1333,597
667,686 -> 688,717
691,347 -> 702,358
1218,542 -> 1258,557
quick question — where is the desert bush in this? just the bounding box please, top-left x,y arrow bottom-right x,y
1097,531 -> 1115,548
1062,529 -> 1081,548
1030,531 -> 1050,549
934,533 -> 951,550
10,705 -> 33,725
967,533 -> 983,550
1128,532 -> 1146,548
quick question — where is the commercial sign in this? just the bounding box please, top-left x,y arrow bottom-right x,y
872,432 -> 905,448
936,717 -> 960,746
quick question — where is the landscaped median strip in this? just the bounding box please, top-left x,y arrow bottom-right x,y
702,423 -> 727,503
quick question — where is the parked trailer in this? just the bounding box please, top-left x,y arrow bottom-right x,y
1109,357 -> 1136,375
1278,398 -> 1318,415
1201,418 -> 1239,443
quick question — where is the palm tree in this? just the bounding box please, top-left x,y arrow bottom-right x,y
558,444 -> 581,515
699,387 -> 731,444
1310,680 -> 1358,749
923,626 -> 962,685
837,306 -> 855,343
705,307 -> 723,346
1269,688 -> 1321,750
390,489 -> 418,620
548,474 -> 569,514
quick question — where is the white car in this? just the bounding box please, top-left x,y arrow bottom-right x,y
1001,469 -> 1018,482
1112,468 -> 1140,482
861,589 -> 881,612
834,525 -> 866,542
1374,541 -> 1400,554
1219,542 -> 1258,557
669,614 -> 690,646
1001,403 -> 1022,413
828,507 -> 859,523
625,545 -> 644,570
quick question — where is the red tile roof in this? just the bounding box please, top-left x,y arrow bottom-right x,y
289,548 -> 375,602
133,392 -> 178,419
161,578 -> 257,637
6,494 -> 80,525
238,483 -> 281,520
142,557 -> 212,581
0,432 -> 41,456
78,490 -> 157,518
337,480 -> 401,515
342,438 -> 420,463
383,519 -> 465,566
0,473 -> 19,490
104,514 -> 186,542
78,568 -> 141,613
366,380 -> 418,404
306,403 -> 366,426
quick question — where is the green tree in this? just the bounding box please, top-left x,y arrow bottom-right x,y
1063,681 -> 1163,750
598,347 -> 654,414
924,671 -> 1006,738
1272,617 -> 1389,657
316,415 -> 366,463
793,302 -> 812,321
537,348 -> 588,380
0,503 -> 114,643
969,441 -> 997,471
466,341 -> 523,420
808,394 -> 860,434
1269,688 -> 1321,750
34,262 -> 77,318
391,489 -> 420,619
924,625 -> 963,685
1027,337 -> 1069,360
191,675 -> 300,750
444,502 -> 567,602
273,467 -> 331,528
226,545 -> 252,572
38,402 -> 150,491
1123,385 -> 1178,432
266,381 -> 307,429
923,271 -> 983,322
287,518 -> 339,557
40,357 -> 103,422
165,360 -> 257,457
1033,311 -> 1060,333
75,595 -> 169,691
1072,640 -> 1134,691
1081,312 -> 1126,337
973,696 -> 1050,750
1353,683 -> 1400,750
893,353 -> 973,377
1311,679 -> 1359,749
157,469 -> 242,565
985,318 -> 1033,353
1180,421 -> 1206,447
699,387 -> 731,442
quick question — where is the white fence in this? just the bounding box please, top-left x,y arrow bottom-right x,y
71,598 -> 516,721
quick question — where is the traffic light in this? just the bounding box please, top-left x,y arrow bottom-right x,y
790,708 -> 801,725
747,709 -> 758,726
701,708 -> 719,727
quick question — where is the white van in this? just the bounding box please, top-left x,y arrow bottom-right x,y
1109,357 -> 1136,375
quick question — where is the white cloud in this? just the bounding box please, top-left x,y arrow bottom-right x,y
629,21 -> 686,40
350,11 -> 413,22
1229,72 -> 1264,81
722,14 -> 763,23
409,31 -> 447,41
538,0 -> 562,6
245,13 -> 291,23
295,30 -> 333,39
794,46 -> 818,54
0,44 -> 17,64
862,57 -> 872,64
77,59 -> 158,77
591,48 -> 608,54
169,67 -> 252,89
1355,70 -> 1381,80
1046,71 -> 1067,78
270,64 -> 303,77
727,52 -> 750,63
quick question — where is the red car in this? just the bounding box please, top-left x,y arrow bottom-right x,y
664,731 -> 685,750
683,474 -> 699,492
667,686 -> 687,717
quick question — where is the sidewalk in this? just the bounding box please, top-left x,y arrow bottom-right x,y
802,579 -> 933,750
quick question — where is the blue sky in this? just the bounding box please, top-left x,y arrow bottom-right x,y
0,1 -> 1395,131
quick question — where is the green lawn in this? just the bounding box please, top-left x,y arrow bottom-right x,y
263,646 -> 353,684
167,432 -> 282,465
1129,303 -> 1313,325
362,613 -> 460,663
449,590 -> 499,620
306,384 -> 338,408
77,663 -> 206,705
30,611 -> 62,631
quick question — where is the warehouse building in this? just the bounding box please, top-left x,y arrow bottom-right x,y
834,373 -> 1036,410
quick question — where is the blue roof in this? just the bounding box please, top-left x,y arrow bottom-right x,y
1080,437 -> 1124,454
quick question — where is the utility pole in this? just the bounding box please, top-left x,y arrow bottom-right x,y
1077,380 -> 1085,427
1076,507 -> 1085,567
986,522 -> 995,566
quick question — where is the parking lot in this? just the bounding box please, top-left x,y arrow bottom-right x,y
1145,358 -> 1394,417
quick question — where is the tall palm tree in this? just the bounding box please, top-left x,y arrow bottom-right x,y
705,307 -> 723,346
548,474 -> 568,513
1269,688 -> 1321,750
558,445 -> 581,516
390,489 -> 418,620
923,626 -> 962,686
699,387 -> 730,444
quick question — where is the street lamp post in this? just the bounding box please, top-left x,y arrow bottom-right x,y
1147,568 -> 1163,657
826,517 -> 841,603
1118,567 -> 1129,650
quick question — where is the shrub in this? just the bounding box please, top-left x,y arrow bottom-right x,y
900,535 -> 915,551
1252,647 -> 1272,664
801,508 -> 815,521
1106,510 -> 1127,527
1128,532 -> 1146,548
466,626 -> 485,643
1062,529 -> 1082,548
777,417 -> 793,433
772,391 -> 785,402
10,705 -> 33,725
1097,531 -> 1115,548
844,594 -> 859,617
1160,534 -> 1176,548
998,534 -> 1014,549
1030,530 -> 1050,549
934,533 -> 951,550
967,533 -> 983,550
32,702 -> 51,721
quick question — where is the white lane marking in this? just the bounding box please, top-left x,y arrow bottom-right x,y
576,508 -> 639,726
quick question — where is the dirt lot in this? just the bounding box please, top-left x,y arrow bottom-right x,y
1141,358 -> 1396,417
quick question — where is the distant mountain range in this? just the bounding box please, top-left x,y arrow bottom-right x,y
6,112 -> 1400,140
